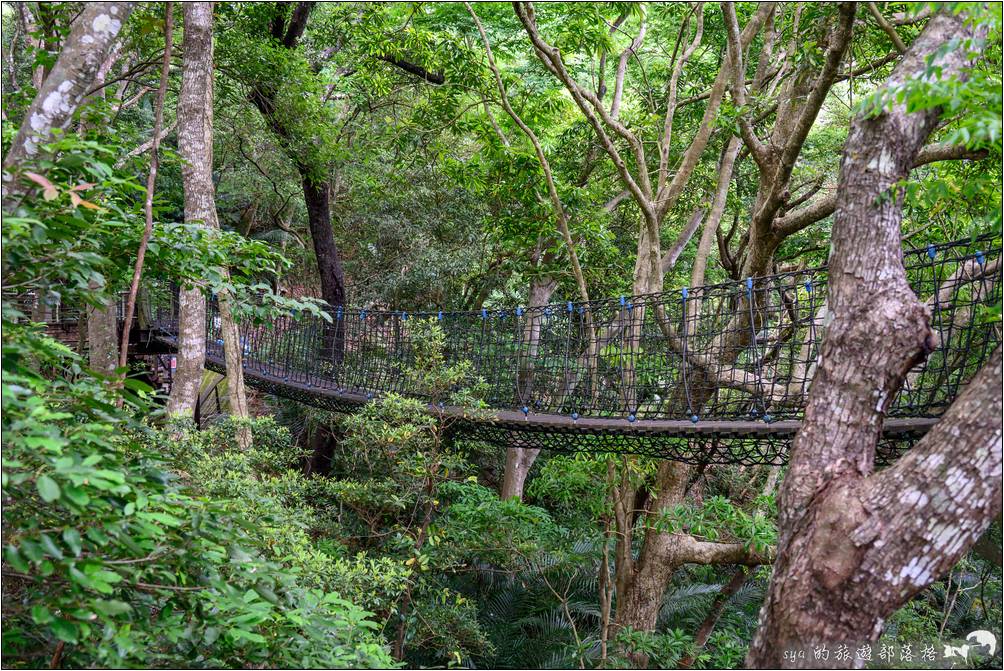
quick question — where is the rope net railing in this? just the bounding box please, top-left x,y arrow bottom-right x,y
141,234 -> 1001,464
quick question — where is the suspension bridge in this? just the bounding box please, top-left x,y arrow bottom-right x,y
22,236 -> 998,465
137,235 -> 998,465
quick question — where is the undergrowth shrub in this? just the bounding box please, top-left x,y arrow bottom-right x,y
1,322 -> 395,668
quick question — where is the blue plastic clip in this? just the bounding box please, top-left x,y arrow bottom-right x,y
402,311 -> 407,321
681,287 -> 689,300
544,307 -> 552,317
516,307 -> 524,317
620,296 -> 626,307
336,306 -> 343,320
360,310 -> 366,320
763,414 -> 773,424
567,301 -> 574,313
571,412 -> 579,421
521,406 -> 529,416
804,281 -> 812,293
927,244 -> 936,260
745,277 -> 753,296
626,302 -> 633,311
627,414 -> 636,423
976,251 -> 986,267
366,392 -> 373,400
578,305 -> 585,315
690,414 -> 699,424
438,310 -> 443,321
481,308 -> 487,319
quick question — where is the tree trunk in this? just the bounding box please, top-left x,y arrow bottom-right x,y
2,2 -> 133,199
87,302 -> 119,374
173,2 -> 251,447
501,275 -> 557,500
168,287 -> 204,417
500,445 -> 540,500
748,11 -> 998,667
302,175 -> 347,362
245,3 -> 348,346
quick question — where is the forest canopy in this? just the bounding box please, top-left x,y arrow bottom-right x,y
1,2 -> 1002,669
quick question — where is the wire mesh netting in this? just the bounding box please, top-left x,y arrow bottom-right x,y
15,235 -> 1000,465
182,235 -> 1003,464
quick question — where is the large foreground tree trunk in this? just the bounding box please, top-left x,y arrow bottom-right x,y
169,2 -> 251,447
2,2 -> 133,200
747,10 -> 1000,667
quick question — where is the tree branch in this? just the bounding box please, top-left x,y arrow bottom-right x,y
657,3 -> 705,194
723,2 -> 769,170
772,143 -> 989,236
377,55 -> 445,85
752,2 -> 856,230
867,1 -> 907,54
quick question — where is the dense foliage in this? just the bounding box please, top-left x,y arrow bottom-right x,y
2,2 -> 1002,669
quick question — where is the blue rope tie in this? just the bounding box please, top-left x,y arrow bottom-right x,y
681,287 -> 696,420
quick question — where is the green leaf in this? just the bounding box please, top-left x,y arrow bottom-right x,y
92,599 -> 132,617
39,534 -> 64,560
62,528 -> 82,557
36,474 -> 61,502
229,628 -> 266,644
63,485 -> 90,507
31,605 -> 54,624
203,626 -> 220,644
20,540 -> 44,563
50,619 -> 79,643
4,545 -> 29,573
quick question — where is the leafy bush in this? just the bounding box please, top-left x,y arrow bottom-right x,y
1,319 -> 395,668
